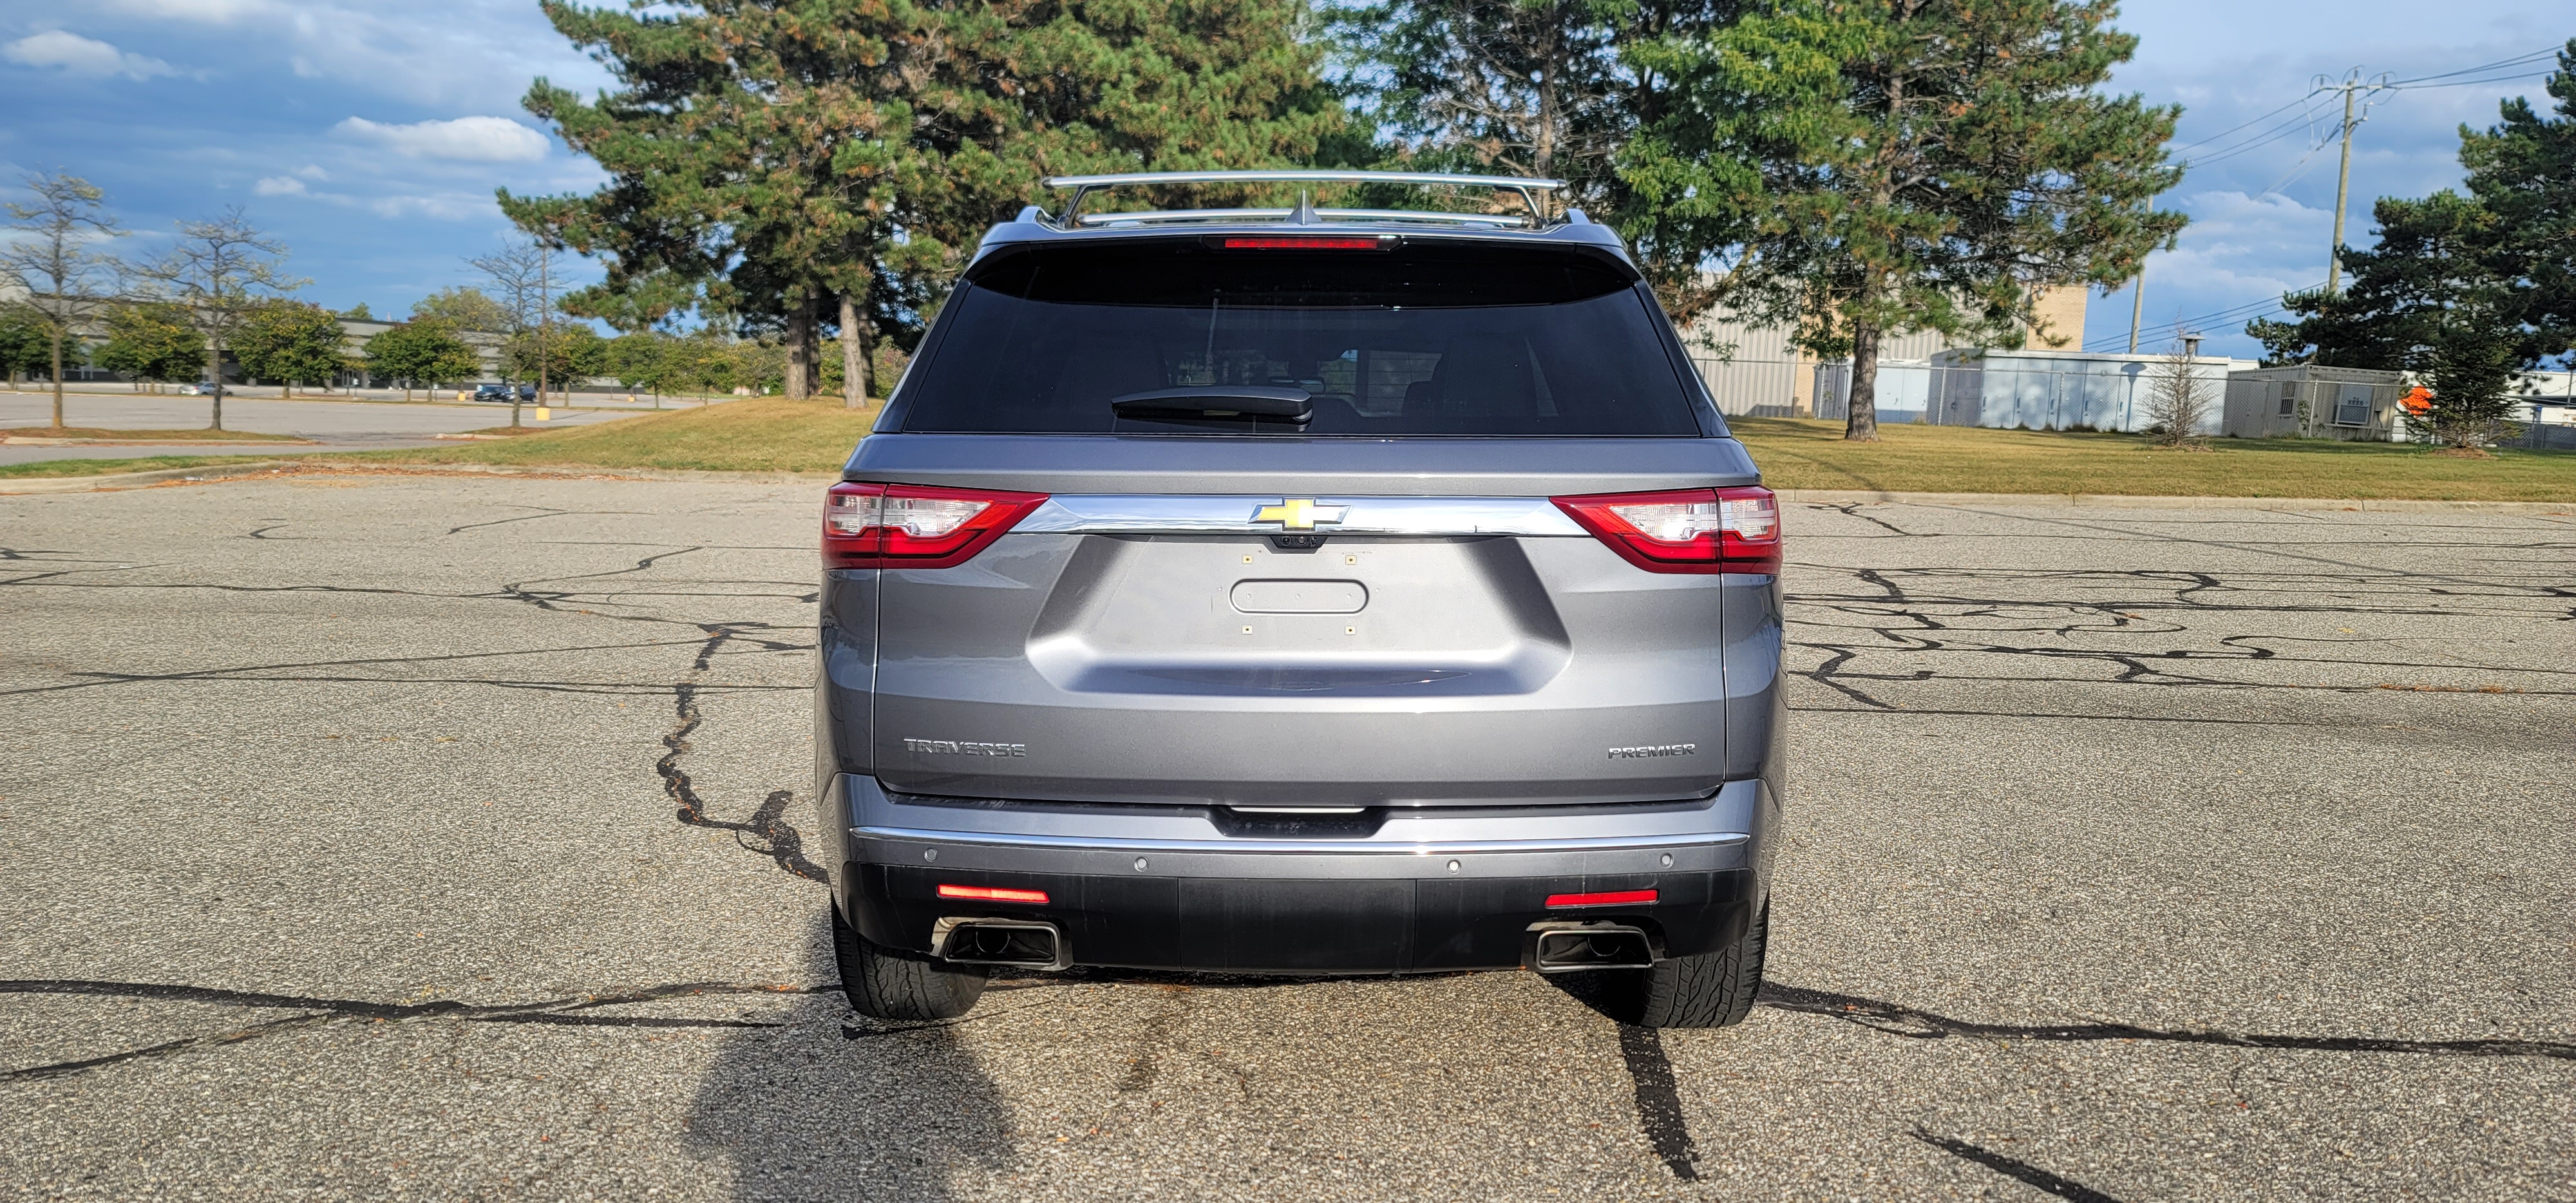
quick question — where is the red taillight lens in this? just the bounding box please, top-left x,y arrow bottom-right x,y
823,482 -> 1048,569
1546,889 -> 1659,909
1551,486 -> 1782,574
1218,236 -> 1387,249
936,884 -> 1050,905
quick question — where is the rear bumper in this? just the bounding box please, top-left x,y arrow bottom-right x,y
826,773 -> 1771,974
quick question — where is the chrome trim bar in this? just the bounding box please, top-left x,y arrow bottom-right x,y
860,825 -> 1743,856
1043,170 -> 1565,189
1015,494 -> 1587,536
1076,208 -> 1528,229
1040,169 -> 1563,229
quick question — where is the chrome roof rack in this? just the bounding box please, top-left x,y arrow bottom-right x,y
1039,169 -> 1566,231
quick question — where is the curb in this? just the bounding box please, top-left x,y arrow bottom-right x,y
0,460 -> 297,495
1776,489 -> 2575,515
0,460 -> 837,494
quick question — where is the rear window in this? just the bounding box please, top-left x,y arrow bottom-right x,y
895,241 -> 1703,436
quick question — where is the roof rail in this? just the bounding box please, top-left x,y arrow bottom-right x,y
1039,169 -> 1566,231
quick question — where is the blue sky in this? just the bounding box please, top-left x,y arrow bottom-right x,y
0,1 -> 2567,357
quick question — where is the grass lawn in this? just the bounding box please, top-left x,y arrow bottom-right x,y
7,401 -> 2572,501
1,426 -> 310,442
1732,418 -> 2576,502
367,397 -> 882,473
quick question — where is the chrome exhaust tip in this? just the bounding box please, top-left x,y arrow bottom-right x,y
933,917 -> 1068,971
1528,922 -> 1655,972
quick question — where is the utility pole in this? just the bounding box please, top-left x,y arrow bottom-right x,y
2320,72 -> 2389,296
2126,261 -> 2147,354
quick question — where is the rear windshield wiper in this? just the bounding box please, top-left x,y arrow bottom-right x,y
1111,386 -> 1312,422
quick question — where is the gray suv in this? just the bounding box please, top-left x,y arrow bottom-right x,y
812,171 -> 1783,1028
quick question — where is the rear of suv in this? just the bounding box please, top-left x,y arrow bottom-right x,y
812,171 -> 1785,1028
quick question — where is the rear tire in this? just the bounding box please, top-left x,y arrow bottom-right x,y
831,903 -> 987,1021
1623,900 -> 1769,1028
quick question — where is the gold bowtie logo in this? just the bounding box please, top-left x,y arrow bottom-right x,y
1251,498 -> 1349,530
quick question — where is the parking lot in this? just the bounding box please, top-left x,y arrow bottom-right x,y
3,475 -> 2570,1200
0,389 -> 714,464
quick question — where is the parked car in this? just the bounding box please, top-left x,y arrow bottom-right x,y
176,383 -> 211,395
472,384 -> 536,403
811,171 -> 1785,1029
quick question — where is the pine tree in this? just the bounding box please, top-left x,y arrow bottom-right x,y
506,0 -> 1345,401
1680,0 -> 2184,440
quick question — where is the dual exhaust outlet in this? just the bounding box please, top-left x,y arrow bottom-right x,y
929,918 -> 1656,974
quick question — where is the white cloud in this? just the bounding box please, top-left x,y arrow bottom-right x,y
3,30 -> 177,80
335,116 -> 547,163
253,175 -> 308,196
294,164 -> 328,180
370,194 -> 489,222
95,0 -> 611,106
99,0 -> 278,17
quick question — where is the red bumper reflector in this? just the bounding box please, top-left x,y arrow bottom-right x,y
1220,236 -> 1385,249
937,884 -> 1050,905
1545,889 -> 1658,909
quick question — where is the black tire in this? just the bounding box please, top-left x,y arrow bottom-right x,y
1624,900 -> 1769,1029
831,903 -> 987,1021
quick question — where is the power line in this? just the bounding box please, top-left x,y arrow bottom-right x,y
2170,93 -> 2324,154
2083,284 -> 2326,352
2384,46 -> 2562,87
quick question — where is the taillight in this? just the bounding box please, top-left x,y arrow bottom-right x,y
936,884 -> 1050,904
822,482 -> 1048,569
1552,486 -> 1782,574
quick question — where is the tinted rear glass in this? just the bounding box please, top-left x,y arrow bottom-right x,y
896,242 -> 1702,436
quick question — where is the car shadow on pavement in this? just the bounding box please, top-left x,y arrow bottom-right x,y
681,911 -> 1013,1201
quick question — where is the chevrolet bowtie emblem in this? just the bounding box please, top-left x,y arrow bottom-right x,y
1252,498 -> 1349,530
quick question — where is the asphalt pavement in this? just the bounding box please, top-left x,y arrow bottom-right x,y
0,388 -> 725,464
2,477 -> 2569,1200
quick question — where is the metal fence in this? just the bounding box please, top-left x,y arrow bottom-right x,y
1685,357 -> 1804,418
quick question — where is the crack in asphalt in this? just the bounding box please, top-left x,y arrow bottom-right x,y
1757,983 -> 2576,1060
658,626 -> 828,882
1779,562 -> 2572,712
0,979 -> 829,1081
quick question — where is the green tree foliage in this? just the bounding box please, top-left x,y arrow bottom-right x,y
340,302 -> 375,321
0,304 -> 58,388
2416,311 -> 2527,450
503,323 -> 608,393
1332,0 -> 1749,319
504,0 -> 1347,400
234,300 -> 350,395
95,301 -> 205,388
2251,41 -> 2575,381
1687,0 -> 2185,440
410,286 -> 513,331
364,317 -> 482,402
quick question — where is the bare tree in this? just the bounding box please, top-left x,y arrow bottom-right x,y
2145,341 -> 2217,449
2,172 -> 126,430
133,209 -> 302,431
468,238 -> 562,428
